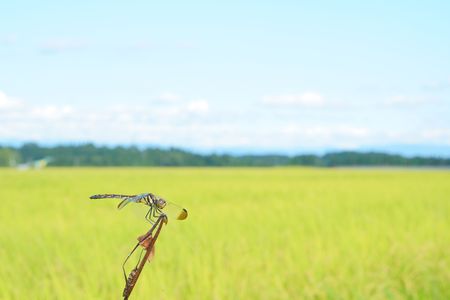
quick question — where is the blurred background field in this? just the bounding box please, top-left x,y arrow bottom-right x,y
0,167 -> 449,299
2,2 -> 450,299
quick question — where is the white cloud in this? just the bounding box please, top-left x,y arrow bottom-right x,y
263,92 -> 324,107
1,91 -> 449,150
281,124 -> 370,148
30,105 -> 74,120
156,92 -> 181,102
0,91 -> 22,110
385,95 -> 438,106
0,94 -> 213,143
420,128 -> 450,143
40,38 -> 87,53
186,100 -> 209,114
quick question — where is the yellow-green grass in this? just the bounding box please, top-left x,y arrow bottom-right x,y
0,168 -> 449,299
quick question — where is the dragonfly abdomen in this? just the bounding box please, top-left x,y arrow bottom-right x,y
90,194 -> 135,199
123,267 -> 139,298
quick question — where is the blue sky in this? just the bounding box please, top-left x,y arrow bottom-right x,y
1,1 -> 450,154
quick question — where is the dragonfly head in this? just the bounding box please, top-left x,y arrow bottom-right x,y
155,197 -> 167,209
149,193 -> 167,209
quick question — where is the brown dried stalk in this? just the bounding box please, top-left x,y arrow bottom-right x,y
123,214 -> 167,300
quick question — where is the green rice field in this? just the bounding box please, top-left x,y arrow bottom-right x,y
0,168 -> 449,299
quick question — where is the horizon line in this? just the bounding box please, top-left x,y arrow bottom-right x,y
2,141 -> 450,158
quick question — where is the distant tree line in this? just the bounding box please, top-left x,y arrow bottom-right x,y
0,143 -> 449,167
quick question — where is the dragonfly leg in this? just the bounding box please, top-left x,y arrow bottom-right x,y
145,207 -> 154,224
122,243 -> 140,282
152,207 -> 161,219
135,248 -> 145,268
148,205 -> 162,223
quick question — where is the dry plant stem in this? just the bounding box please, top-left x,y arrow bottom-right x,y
123,215 -> 166,300
121,214 -> 165,281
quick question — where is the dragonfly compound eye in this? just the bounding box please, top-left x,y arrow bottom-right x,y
157,199 -> 166,209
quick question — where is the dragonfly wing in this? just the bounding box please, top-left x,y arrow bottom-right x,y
90,193 -> 149,209
164,202 -> 188,221
117,198 -> 132,209
117,193 -> 151,209
177,208 -> 188,220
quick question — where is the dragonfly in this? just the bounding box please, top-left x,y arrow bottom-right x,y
89,192 -> 188,224
90,192 -> 187,299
